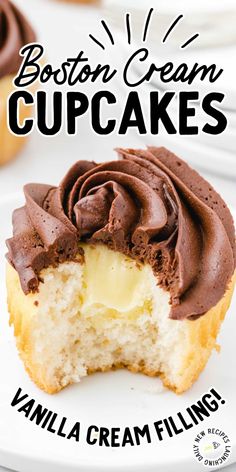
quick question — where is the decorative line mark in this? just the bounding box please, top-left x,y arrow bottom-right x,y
143,8 -> 154,42
126,13 -> 131,45
181,33 -> 199,48
89,34 -> 105,50
162,14 -> 183,43
101,19 -> 114,45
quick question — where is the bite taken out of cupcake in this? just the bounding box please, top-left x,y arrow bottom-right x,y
6,146 -> 236,394
0,0 -> 36,165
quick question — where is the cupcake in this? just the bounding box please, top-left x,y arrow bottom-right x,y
6,147 -> 235,394
58,0 -> 98,4
0,0 -> 36,165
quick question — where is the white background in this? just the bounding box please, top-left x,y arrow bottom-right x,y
0,1 -> 236,471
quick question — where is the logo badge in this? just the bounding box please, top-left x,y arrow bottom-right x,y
193,428 -> 231,467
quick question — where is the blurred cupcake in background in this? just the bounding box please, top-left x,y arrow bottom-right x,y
0,0 -> 36,166
59,0 -> 99,4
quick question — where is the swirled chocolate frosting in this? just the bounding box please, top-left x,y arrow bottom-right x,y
6,147 -> 235,320
0,0 -> 36,80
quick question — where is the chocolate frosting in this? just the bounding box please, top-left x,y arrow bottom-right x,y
6,147 -> 235,320
0,0 -> 35,80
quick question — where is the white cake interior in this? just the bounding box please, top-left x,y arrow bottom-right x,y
25,243 -> 188,390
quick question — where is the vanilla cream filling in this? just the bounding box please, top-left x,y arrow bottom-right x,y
81,243 -> 154,315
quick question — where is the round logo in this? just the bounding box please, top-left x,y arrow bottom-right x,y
193,428 -> 231,467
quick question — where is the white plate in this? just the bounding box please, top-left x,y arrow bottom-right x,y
0,194 -> 235,472
104,0 -> 236,15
